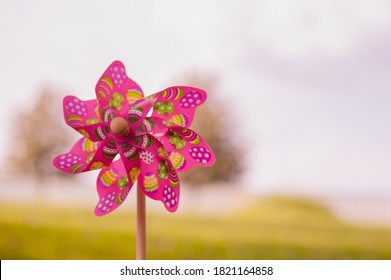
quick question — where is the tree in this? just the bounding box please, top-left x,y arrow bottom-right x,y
5,88 -> 72,182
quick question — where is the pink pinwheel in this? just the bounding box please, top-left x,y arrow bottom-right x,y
53,60 -> 215,218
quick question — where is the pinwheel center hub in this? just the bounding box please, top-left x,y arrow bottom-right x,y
110,117 -> 130,137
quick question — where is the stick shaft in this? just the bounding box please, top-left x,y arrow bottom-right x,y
136,186 -> 146,260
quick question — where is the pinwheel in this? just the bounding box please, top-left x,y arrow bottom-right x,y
53,60 -> 215,259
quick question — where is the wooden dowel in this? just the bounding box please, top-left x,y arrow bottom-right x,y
136,186 -> 146,260
110,117 -> 145,259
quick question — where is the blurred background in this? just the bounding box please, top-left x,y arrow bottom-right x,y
1,0 -> 391,259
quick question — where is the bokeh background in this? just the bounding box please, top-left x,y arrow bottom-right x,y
1,0 -> 391,259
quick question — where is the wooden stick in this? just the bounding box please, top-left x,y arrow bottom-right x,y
110,117 -> 145,259
136,186 -> 146,260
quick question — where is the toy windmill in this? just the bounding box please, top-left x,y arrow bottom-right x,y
53,61 -> 215,259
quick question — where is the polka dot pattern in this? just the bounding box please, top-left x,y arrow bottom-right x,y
154,101 -> 174,116
110,65 -> 126,88
109,93 -> 125,110
180,91 -> 203,108
58,153 -> 82,168
163,185 -> 177,209
97,191 -> 116,213
139,150 -> 154,164
65,98 -> 87,116
189,147 -> 211,164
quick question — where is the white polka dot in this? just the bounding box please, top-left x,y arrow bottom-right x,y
205,154 -> 210,158
171,199 -> 175,204
167,194 -> 171,199
202,159 -> 207,164
192,153 -> 196,157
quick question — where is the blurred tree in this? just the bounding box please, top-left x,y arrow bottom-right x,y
5,88 -> 72,182
174,72 -> 245,186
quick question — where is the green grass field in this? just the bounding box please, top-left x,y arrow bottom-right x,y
1,195 -> 391,259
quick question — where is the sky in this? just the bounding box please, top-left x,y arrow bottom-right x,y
0,0 -> 390,197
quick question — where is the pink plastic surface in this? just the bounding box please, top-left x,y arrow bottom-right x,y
53,61 -> 215,215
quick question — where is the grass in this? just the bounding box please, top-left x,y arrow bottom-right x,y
1,195 -> 391,259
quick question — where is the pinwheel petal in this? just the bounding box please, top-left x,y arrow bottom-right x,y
95,60 -> 143,116
53,137 -> 100,174
151,86 -> 207,127
159,127 -> 216,172
95,160 -> 135,216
